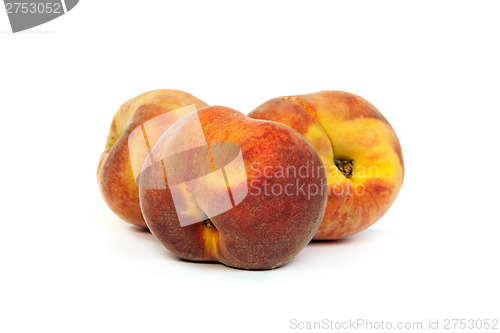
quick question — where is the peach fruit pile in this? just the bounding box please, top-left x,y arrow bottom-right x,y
97,89 -> 404,270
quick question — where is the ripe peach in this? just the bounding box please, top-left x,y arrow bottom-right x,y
249,91 -> 404,240
97,90 -> 208,227
138,106 -> 327,269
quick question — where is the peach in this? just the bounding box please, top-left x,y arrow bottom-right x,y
97,89 -> 208,228
249,91 -> 404,240
138,106 -> 327,269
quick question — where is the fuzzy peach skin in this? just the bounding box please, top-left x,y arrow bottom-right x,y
97,90 -> 208,228
138,106 -> 327,269
249,91 -> 404,240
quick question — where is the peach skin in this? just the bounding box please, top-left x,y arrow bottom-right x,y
138,106 -> 327,269
249,91 -> 404,240
97,89 -> 208,228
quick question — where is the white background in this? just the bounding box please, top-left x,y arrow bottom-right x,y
1,1 -> 499,332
